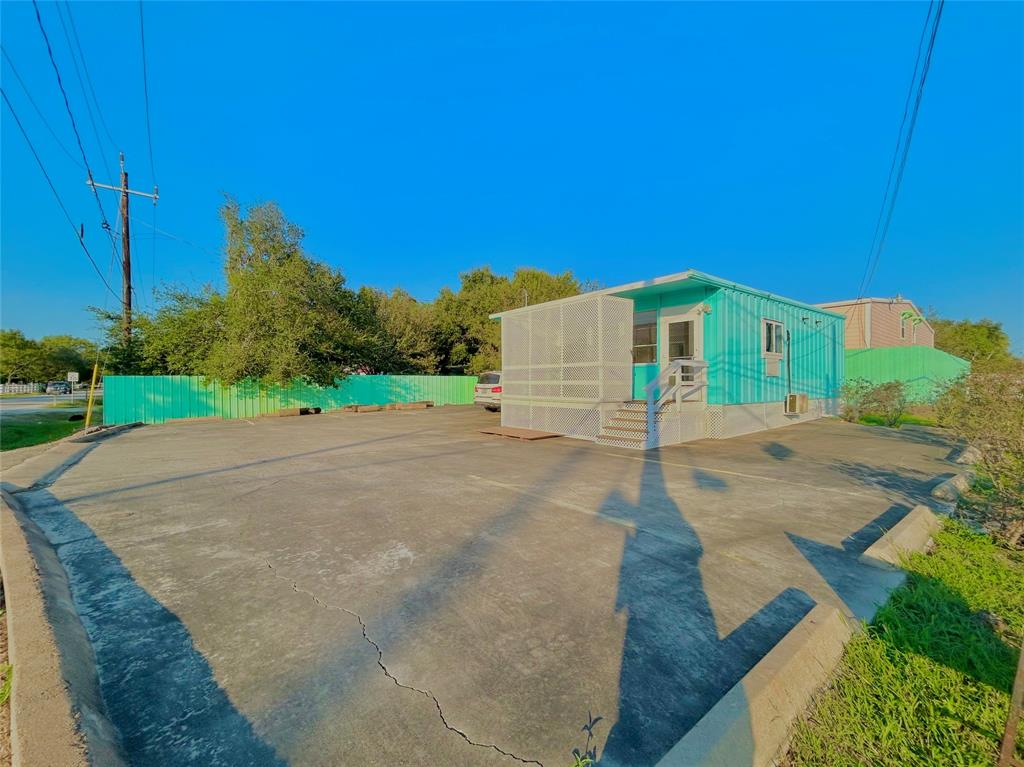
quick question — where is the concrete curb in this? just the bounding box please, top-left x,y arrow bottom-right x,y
0,494 -> 89,767
859,504 -> 941,569
657,604 -> 853,767
657,501 -> 945,767
931,470 -> 975,502
68,421 -> 143,444
0,490 -> 127,767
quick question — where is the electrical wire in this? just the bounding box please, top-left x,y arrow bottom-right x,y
2,87 -> 121,305
62,0 -> 119,152
31,0 -> 117,239
138,0 -> 156,185
138,0 -> 159,303
856,0 -> 945,299
54,0 -> 115,184
0,45 -> 83,170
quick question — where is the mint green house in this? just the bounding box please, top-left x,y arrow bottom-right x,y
491,270 -> 844,449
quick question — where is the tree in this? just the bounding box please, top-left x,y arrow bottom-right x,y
205,199 -> 376,386
357,287 -> 441,374
928,315 -> 1017,372
138,287 -> 226,375
36,335 -> 97,381
435,266 -> 582,374
0,329 -> 41,383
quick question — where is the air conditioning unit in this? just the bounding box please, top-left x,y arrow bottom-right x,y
784,393 -> 809,415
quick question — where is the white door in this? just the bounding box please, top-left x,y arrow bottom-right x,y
659,307 -> 704,399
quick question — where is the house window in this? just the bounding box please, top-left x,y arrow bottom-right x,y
900,318 -> 907,339
763,319 -> 784,377
632,311 -> 657,363
763,319 -> 784,355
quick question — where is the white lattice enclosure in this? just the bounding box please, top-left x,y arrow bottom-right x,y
499,294 -> 633,439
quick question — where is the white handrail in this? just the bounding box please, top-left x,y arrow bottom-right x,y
643,359 -> 708,445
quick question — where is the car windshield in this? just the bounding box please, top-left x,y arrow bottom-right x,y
477,373 -> 500,385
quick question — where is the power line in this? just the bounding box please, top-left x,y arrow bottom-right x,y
856,1 -> 935,301
54,0 -> 115,184
856,0 -> 945,299
31,0 -> 117,237
138,0 -> 156,185
138,1 -> 160,304
62,1 -> 119,152
0,45 -> 83,170
2,87 -> 121,304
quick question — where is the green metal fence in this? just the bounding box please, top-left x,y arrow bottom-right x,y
103,375 -> 478,424
845,346 -> 969,402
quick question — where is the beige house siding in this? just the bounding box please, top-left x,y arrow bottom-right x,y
816,298 -> 934,349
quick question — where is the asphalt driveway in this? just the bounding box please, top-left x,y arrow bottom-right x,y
2,407 -> 956,766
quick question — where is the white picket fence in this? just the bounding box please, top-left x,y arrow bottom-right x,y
0,383 -> 44,394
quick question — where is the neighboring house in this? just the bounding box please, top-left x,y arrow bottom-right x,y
490,269 -> 844,449
817,297 -> 968,402
816,296 -> 934,349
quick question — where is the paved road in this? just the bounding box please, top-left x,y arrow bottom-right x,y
0,394 -> 93,414
2,409 -> 956,767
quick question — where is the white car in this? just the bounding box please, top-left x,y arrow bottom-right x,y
474,371 -> 501,412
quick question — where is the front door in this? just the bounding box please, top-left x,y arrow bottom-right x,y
659,308 -> 704,399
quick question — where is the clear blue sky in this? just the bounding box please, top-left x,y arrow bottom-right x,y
2,1 -> 1022,350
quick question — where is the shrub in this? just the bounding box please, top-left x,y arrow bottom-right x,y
937,370 -> 1024,547
870,381 -> 908,428
840,378 -> 875,423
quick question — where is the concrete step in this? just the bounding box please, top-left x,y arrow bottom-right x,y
602,424 -> 648,436
594,434 -> 649,450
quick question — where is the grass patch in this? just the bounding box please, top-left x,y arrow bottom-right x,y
857,412 -> 938,428
787,520 -> 1023,767
46,398 -> 98,409
0,408 -> 102,451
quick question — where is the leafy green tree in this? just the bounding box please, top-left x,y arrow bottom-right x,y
929,315 -> 1017,372
435,266 -> 582,374
357,287 -> 441,374
205,199 -> 375,386
0,330 -> 97,383
0,329 -> 42,383
138,287 -> 226,375
36,335 -> 97,381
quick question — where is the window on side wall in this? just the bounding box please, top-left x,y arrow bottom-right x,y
763,319 -> 784,376
632,311 -> 657,364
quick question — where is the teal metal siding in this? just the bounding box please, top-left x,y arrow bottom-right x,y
845,346 -> 968,402
103,375 -> 479,425
702,288 -> 844,405
629,283 -> 711,399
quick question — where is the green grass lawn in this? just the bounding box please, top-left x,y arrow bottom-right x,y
0,408 -> 102,451
857,413 -> 939,428
787,520 -> 1023,766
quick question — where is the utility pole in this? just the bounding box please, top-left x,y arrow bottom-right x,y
87,153 -> 158,338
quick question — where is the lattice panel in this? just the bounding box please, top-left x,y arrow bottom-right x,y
529,404 -> 602,439
500,294 -> 632,436
704,406 -> 726,439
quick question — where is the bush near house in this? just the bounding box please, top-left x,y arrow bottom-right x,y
937,368 -> 1024,548
840,379 -> 909,428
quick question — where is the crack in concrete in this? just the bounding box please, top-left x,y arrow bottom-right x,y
265,560 -> 545,767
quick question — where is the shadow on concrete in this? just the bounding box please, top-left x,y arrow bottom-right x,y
761,442 -> 794,461
787,505 -> 912,622
59,429 -> 428,504
596,456 -> 815,767
8,483 -> 284,767
830,461 -> 944,506
262,446 -> 593,761
691,468 -> 728,492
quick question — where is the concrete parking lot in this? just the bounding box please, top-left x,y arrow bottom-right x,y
2,406 -> 956,767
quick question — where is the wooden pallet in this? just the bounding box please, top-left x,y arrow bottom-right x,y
479,426 -> 562,442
